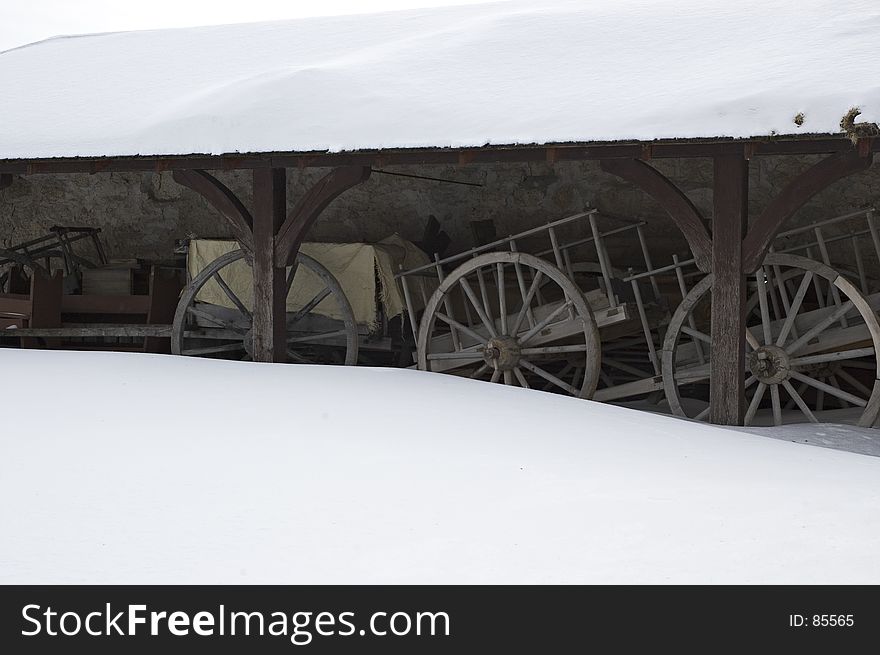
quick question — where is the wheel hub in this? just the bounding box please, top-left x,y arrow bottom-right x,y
483,336 -> 521,371
748,344 -> 790,384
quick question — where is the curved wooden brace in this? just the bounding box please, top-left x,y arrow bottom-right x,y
600,159 -> 712,272
172,169 -> 254,252
275,166 -> 371,266
0,174 -> 12,191
741,150 -> 874,273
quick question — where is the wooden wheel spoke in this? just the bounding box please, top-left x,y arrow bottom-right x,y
183,328 -> 246,340
520,344 -> 589,356
513,367 -> 530,389
490,368 -> 501,384
476,267 -> 495,328
755,267 -> 773,346
181,341 -> 245,356
469,363 -> 490,379
835,368 -> 873,398
503,370 -> 514,386
509,271 -> 543,336
496,262 -> 508,335
459,277 -> 497,338
694,406 -> 711,421
769,384 -> 783,426
287,328 -> 348,344
744,382 -> 768,426
775,271 -> 813,346
285,262 -> 300,291
675,363 -> 711,383
789,370 -> 867,407
519,359 -> 580,396
435,311 -> 488,346
288,287 -> 332,324
789,346 -> 874,368
745,330 -> 761,352
212,272 -> 251,320
681,325 -> 710,344
426,350 -> 485,361
518,301 -> 573,344
781,380 -> 818,423
186,305 -> 235,329
785,300 -> 854,355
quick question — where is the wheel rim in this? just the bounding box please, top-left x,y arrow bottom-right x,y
172,248 -> 358,365
417,251 -> 601,398
662,253 -> 880,427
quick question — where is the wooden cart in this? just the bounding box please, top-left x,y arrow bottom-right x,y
171,236 -> 431,365
0,227 -> 182,352
397,210 -> 673,401
398,207 -> 880,428
663,208 -> 880,427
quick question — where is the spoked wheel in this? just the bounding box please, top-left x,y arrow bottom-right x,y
172,249 -> 358,364
417,251 -> 601,398
662,253 -> 880,427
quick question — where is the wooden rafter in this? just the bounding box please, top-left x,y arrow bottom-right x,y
3,137 -> 878,176
172,169 -> 254,252
741,150 -> 874,272
275,166 -> 371,266
600,159 -> 712,272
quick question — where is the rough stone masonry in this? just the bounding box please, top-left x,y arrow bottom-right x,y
1,156 -> 877,273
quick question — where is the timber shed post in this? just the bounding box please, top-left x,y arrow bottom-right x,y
251,167 -> 288,363
709,153 -> 749,425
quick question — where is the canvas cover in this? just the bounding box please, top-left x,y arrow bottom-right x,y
187,236 -> 432,329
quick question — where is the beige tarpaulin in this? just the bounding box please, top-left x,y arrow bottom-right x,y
188,237 -> 433,329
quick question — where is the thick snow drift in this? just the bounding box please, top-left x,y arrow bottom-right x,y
2,349 -> 880,584
0,0 -> 877,160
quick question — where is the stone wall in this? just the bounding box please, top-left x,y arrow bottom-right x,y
1,156 -> 878,273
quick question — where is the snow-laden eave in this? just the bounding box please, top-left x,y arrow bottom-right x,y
0,133 -> 869,176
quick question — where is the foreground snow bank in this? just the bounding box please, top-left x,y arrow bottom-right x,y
2,349 -> 880,584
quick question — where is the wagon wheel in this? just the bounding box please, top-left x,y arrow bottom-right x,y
171,249 -> 358,364
662,253 -> 880,427
417,251 -> 601,398
0,248 -> 49,293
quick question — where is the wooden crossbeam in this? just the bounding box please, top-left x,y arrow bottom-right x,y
741,150 -> 874,273
600,159 -> 712,272
172,169 -> 254,253
275,166 -> 371,266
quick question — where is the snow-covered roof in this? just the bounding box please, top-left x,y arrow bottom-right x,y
0,0 -> 877,161
4,349 -> 880,583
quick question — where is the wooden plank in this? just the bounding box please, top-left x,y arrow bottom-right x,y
61,294 -> 151,314
251,167 -> 288,362
600,159 -> 712,272
7,325 -> 172,338
709,154 -> 749,425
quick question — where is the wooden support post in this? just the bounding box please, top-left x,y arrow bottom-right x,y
710,155 -> 749,425
251,168 -> 287,363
